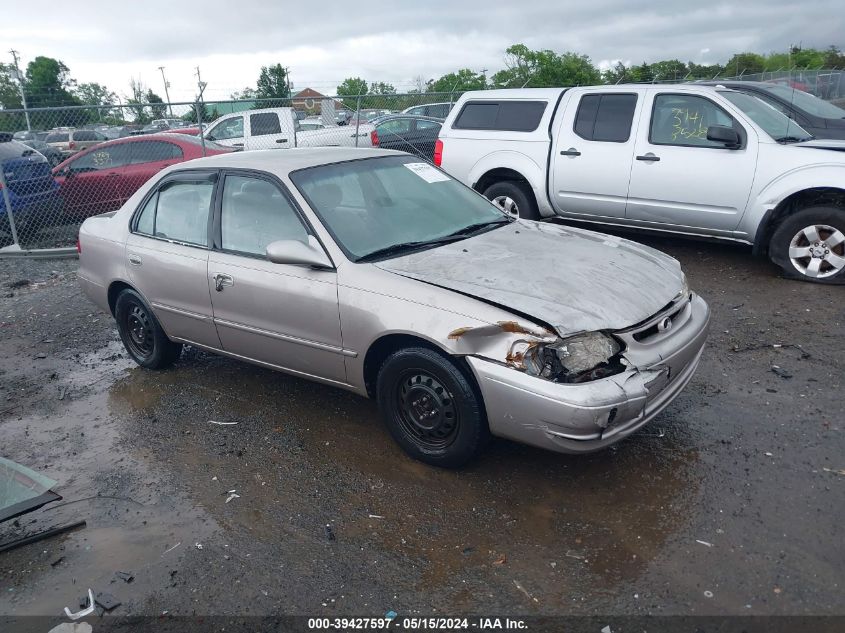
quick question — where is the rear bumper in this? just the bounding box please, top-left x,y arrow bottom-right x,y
466,293 -> 710,454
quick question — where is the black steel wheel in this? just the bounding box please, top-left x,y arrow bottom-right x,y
377,346 -> 489,468
115,289 -> 182,369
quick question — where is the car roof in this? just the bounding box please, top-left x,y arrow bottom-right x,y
171,147 -> 400,174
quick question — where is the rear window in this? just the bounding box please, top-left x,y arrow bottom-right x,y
250,113 -> 282,136
574,93 -> 638,142
452,100 -> 546,132
46,133 -> 69,143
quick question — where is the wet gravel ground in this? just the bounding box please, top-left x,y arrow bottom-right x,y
0,233 -> 843,623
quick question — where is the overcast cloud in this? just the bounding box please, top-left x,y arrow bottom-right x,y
6,0 -> 844,101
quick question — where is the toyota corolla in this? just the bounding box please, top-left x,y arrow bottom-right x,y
78,148 -> 710,467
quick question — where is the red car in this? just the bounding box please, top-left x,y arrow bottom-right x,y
53,134 -> 233,219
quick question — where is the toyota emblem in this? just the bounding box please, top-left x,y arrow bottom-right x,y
658,317 -> 673,332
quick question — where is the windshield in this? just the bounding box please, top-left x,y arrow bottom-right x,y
290,155 -> 509,261
759,84 -> 845,119
720,91 -> 813,142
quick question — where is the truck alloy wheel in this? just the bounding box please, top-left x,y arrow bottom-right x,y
787,223 -> 845,279
492,195 -> 520,217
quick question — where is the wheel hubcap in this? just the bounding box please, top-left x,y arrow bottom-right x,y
788,224 -> 845,279
396,371 -> 458,449
492,195 -> 520,217
125,303 -> 154,357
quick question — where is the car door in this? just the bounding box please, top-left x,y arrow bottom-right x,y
205,115 -> 245,149
414,119 -> 442,161
626,90 -> 758,233
122,140 -> 184,203
125,172 -> 221,349
549,91 -> 640,219
57,143 -> 132,218
207,172 -> 346,383
375,118 -> 414,153
246,112 -> 294,149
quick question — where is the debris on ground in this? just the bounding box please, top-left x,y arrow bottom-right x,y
48,623 -> 93,633
696,540 -> 713,547
94,591 -> 121,614
195,542 -> 203,550
565,550 -> 585,560
6,279 -> 30,289
822,468 -> 845,476
492,554 -> 507,565
0,520 -> 86,554
114,570 -> 134,583
770,365 -> 793,379
64,589 -> 95,620
324,524 -> 336,541
162,542 -> 181,555
208,420 -> 238,426
225,492 -> 240,503
513,579 -> 539,603
704,590 -> 714,598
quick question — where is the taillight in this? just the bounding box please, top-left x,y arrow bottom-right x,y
370,129 -> 379,147
76,237 -> 81,254
433,139 -> 443,166
68,140 -> 76,150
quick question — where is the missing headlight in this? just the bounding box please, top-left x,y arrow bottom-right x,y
522,332 -> 625,383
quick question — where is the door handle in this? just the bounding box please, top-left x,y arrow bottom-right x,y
636,153 -> 661,162
233,143 -> 244,147
106,172 -> 120,177
560,148 -> 581,157
212,273 -> 234,292
128,255 -> 142,266
276,138 -> 288,143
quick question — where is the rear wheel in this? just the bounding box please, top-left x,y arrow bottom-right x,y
483,181 -> 539,220
376,347 -> 489,468
769,206 -> 845,284
115,289 -> 183,368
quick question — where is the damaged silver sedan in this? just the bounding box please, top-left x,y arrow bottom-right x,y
78,148 -> 710,467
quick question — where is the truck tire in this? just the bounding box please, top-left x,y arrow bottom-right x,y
483,181 -> 539,220
769,206 -> 845,284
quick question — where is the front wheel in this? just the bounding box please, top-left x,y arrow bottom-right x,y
483,181 -> 539,220
115,289 -> 183,368
376,347 -> 489,468
769,206 -> 845,284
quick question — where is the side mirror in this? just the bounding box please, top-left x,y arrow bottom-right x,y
266,236 -> 333,269
706,125 -> 741,149
204,134 -> 215,141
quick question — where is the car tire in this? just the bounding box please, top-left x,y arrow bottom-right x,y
376,347 -> 490,468
483,181 -> 539,220
115,289 -> 183,368
769,206 -> 845,284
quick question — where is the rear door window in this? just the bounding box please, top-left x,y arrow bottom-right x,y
574,93 -> 638,142
452,101 -> 546,132
73,131 -> 97,141
135,180 -> 214,246
45,133 -> 69,143
130,141 -> 184,164
250,113 -> 282,136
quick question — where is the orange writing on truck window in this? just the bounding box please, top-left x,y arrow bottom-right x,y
671,108 -> 708,141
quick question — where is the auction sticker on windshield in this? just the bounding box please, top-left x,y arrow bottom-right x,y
404,162 -> 451,183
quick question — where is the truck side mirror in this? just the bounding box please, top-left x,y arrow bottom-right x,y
706,125 -> 741,149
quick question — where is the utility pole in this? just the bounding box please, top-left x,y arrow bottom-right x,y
195,66 -> 207,156
285,66 -> 292,98
9,49 -> 31,131
158,66 -> 173,117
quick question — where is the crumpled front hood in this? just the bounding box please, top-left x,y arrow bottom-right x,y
376,221 -> 685,336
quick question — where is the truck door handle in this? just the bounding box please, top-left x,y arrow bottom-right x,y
276,138 -> 288,143
128,255 -> 142,266
233,143 -> 244,147
212,273 -> 234,292
560,148 -> 581,157
636,153 -> 661,162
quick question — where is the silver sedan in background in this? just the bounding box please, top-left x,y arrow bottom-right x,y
78,148 -> 710,467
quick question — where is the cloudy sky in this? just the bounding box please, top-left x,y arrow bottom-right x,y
6,0 -> 844,102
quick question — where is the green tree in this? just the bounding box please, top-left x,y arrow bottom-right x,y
229,87 -> 256,101
126,78 -> 151,123
428,69 -> 487,93
725,52 -> 766,76
255,64 -> 290,100
822,45 -> 845,68
25,56 -> 79,108
146,89 -> 167,119
336,77 -> 368,106
492,44 -> 600,88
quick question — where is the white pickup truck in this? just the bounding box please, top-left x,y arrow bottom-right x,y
203,107 -> 374,150
436,86 -> 845,283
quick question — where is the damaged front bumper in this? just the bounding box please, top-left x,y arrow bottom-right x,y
466,293 -> 710,454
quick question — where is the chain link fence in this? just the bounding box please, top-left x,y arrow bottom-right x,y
0,92 -> 459,253
716,69 -> 845,102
